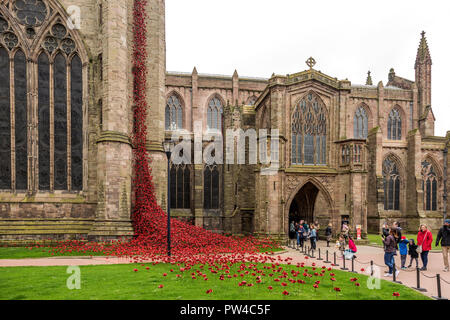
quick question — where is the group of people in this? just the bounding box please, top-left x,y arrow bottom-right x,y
289,218 -> 450,274
289,220 -> 326,251
335,222 -> 358,260
382,219 -> 450,277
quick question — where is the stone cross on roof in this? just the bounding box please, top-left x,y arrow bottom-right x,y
306,57 -> 316,69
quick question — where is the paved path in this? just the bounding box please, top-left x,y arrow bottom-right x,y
1,242 -> 449,299
277,241 -> 450,299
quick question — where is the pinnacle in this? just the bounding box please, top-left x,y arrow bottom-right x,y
415,30 -> 431,66
366,71 -> 373,85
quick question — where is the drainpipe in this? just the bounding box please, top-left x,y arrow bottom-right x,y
443,147 -> 448,220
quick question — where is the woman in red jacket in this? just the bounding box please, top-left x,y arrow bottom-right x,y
417,224 -> 433,271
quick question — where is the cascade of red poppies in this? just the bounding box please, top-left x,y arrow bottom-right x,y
128,0 -> 277,256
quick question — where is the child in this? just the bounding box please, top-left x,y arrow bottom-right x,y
399,236 -> 409,269
407,239 -> 419,269
345,235 -> 357,260
336,235 -> 346,259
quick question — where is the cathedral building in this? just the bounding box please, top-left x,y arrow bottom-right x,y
0,0 -> 448,242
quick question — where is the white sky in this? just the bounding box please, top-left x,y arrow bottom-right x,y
166,0 -> 450,137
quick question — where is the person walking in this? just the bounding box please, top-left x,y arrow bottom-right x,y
309,224 -> 317,250
342,223 -> 349,240
393,222 -> 402,249
302,221 -> 309,233
314,220 -> 320,244
297,224 -> 305,248
435,219 -> 450,272
381,222 -> 389,250
417,224 -> 433,271
325,223 -> 332,247
289,220 -> 295,240
399,236 -> 409,270
407,239 -> 419,269
383,229 -> 399,277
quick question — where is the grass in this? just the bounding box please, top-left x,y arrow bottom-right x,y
0,245 -> 282,260
367,233 -> 440,250
0,262 -> 430,300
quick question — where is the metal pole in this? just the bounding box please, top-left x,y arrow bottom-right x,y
334,252 -> 339,266
392,262 -> 401,284
317,248 -> 323,261
351,256 -> 357,273
324,250 -> 331,263
370,261 -> 374,276
432,274 -> 448,300
167,151 -> 171,257
340,253 -> 348,270
413,267 -> 427,292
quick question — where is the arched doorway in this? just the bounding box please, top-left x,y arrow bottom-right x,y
289,182 -> 319,225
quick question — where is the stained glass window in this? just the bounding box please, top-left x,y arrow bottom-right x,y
0,47 -> 10,189
421,160 -> 438,211
291,93 -> 327,165
387,108 -> 402,140
54,53 -> 67,190
71,55 -> 83,191
207,97 -> 223,131
0,4 -> 84,192
165,94 -> 183,130
14,50 -> 27,190
354,106 -> 368,139
383,157 -> 400,210
38,52 -> 50,190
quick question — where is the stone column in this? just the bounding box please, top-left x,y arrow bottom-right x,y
406,129 -> 422,231
367,126 -> 384,232
89,0 -> 134,240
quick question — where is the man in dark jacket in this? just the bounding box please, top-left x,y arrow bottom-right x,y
436,219 -> 450,272
393,222 -> 402,246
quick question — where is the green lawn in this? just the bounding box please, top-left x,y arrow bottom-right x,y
0,262 -> 430,300
0,244 -> 282,260
367,233 -> 440,250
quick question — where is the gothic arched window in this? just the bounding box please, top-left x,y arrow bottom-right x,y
291,92 -> 327,165
207,96 -> 223,131
165,94 -> 183,130
421,160 -> 438,211
204,164 -> 220,209
0,1 -> 84,192
354,106 -> 368,139
383,157 -> 401,210
170,163 -> 191,209
387,108 -> 402,140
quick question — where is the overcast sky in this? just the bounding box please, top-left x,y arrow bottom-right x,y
166,0 -> 450,137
